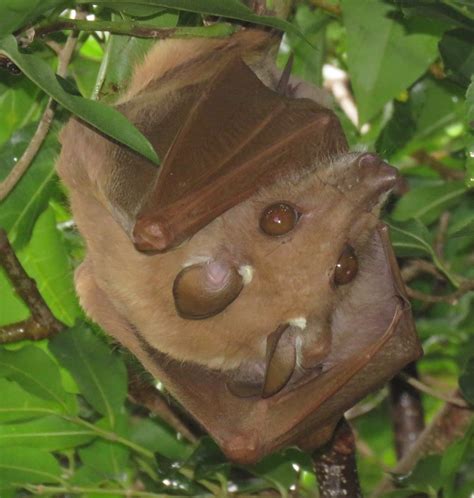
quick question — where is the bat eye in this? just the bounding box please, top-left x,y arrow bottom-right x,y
173,262 -> 243,319
334,244 -> 358,286
260,202 -> 299,236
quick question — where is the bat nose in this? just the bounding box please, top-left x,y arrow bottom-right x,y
338,152 -> 399,210
356,152 -> 399,194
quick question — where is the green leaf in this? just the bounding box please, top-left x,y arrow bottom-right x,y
94,11 -> 178,102
392,181 -> 467,225
17,207 -> 82,325
459,356 -> 474,404
0,0 -> 69,37
443,423 -> 474,477
387,218 -> 434,257
0,35 -> 159,164
49,324 -> 127,427
0,345 -> 77,414
78,416 -> 130,481
410,78 -> 464,141
0,447 -> 62,485
466,76 -> 474,188
0,378 -> 62,422
401,454 -> 443,491
387,219 -> 460,286
0,415 -> 95,451
0,73 -> 43,146
78,0 -> 306,43
342,0 -> 440,123
130,418 -> 191,460
0,267 -> 29,326
439,28 -> 474,86
0,122 -> 60,249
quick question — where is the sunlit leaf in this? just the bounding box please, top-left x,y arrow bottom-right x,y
0,378 -> 62,422
342,0 -> 440,123
0,122 -> 60,249
0,415 -> 95,450
0,447 -> 61,485
392,181 -> 467,225
0,345 -> 77,414
0,35 -> 159,164
17,207 -> 81,325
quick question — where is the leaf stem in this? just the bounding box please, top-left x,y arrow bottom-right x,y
62,415 -> 155,459
24,484 -> 188,497
35,19 -> 235,40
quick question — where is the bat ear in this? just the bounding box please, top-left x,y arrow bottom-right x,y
132,57 -> 348,252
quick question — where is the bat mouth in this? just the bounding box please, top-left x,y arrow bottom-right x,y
227,297 -> 407,400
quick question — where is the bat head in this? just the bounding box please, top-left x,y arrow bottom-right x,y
59,42 -> 421,462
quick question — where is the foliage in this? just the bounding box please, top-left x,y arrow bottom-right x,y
0,0 -> 473,497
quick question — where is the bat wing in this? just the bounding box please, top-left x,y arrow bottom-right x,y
132,57 -> 348,251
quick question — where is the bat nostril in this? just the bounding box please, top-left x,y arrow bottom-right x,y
357,152 -> 399,190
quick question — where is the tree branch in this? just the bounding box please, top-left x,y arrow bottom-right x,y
35,19 -> 234,40
370,391 -> 473,497
411,150 -> 465,181
0,28 -> 80,202
389,363 -> 425,460
0,230 -> 64,343
399,373 -> 469,408
406,279 -> 474,305
312,418 -> 363,498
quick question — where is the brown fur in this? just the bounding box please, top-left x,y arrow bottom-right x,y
57,31 -> 400,383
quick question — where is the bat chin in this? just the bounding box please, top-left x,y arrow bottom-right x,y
226,319 -> 329,399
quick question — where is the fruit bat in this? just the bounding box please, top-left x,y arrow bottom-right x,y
57,29 -> 422,463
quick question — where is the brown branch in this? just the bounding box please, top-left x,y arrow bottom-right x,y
345,389 -> 387,420
0,101 -> 55,202
406,279 -> 474,305
0,28 -> 80,202
411,150 -> 464,181
128,370 -> 198,444
370,391 -> 473,497
312,418 -> 363,498
389,363 -> 425,460
399,373 -> 469,408
400,259 -> 444,284
0,230 -> 64,343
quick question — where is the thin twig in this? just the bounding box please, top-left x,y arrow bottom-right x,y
345,388 -> 388,420
406,279 -> 474,305
0,230 -> 64,343
370,391 -> 473,497
0,102 -> 55,201
399,373 -> 469,408
401,259 -> 445,284
0,28 -> 80,202
411,150 -> 465,181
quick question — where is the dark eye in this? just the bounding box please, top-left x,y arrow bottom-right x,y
334,244 -> 358,286
260,202 -> 299,236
